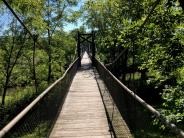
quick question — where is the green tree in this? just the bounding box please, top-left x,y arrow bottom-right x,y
44,0 -> 79,83
82,0 -> 184,126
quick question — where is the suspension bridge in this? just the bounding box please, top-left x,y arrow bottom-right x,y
49,52 -> 131,138
0,0 -> 184,138
0,31 -> 184,138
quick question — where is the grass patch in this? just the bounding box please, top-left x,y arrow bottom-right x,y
20,122 -> 49,138
0,83 -> 49,129
125,72 -> 142,81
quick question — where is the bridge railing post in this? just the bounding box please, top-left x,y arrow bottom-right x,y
92,31 -> 96,66
77,32 -> 81,66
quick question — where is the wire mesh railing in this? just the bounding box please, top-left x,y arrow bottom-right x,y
0,3 -> 37,130
95,58 -> 184,138
0,58 -> 79,138
0,0 -> 77,133
94,68 -> 132,138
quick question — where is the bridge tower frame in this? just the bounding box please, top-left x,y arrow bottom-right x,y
77,31 -> 95,66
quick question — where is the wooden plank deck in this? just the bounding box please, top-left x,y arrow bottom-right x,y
49,52 -> 112,138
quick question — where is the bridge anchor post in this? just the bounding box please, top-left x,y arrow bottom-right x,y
77,32 -> 81,66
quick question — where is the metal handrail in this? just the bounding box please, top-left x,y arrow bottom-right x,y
95,58 -> 184,138
2,0 -> 34,39
0,58 -> 79,138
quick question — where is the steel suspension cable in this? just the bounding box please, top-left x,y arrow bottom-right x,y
2,0 -> 34,39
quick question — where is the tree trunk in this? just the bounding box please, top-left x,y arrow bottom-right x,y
2,75 -> 10,105
47,28 -> 52,83
122,49 -> 128,82
33,38 -> 38,93
1,24 -> 15,105
47,0 -> 52,84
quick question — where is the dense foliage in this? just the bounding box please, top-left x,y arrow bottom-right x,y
1,0 -> 184,134
0,0 -> 79,128
83,0 -> 184,127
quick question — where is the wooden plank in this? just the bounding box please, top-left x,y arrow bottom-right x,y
49,52 -> 112,138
